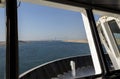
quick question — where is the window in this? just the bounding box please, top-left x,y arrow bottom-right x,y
3,0 -> 120,79
93,10 -> 120,70
18,2 -> 96,79
0,8 -> 6,79
108,20 -> 120,50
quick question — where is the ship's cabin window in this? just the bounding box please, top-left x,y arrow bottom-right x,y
108,20 -> 120,50
1,0 -> 120,79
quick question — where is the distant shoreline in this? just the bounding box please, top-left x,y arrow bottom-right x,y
0,42 -> 6,46
0,40 -> 88,46
63,40 -> 88,43
0,41 -> 28,46
27,40 -> 88,43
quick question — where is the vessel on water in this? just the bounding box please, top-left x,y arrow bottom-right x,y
0,0 -> 120,79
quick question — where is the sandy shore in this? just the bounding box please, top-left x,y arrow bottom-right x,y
64,40 -> 88,43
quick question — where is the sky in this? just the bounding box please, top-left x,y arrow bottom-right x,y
0,8 -> 5,41
0,2 -> 99,41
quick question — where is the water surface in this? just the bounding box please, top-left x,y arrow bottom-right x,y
0,41 -> 90,79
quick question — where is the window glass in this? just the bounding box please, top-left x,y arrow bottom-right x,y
93,10 -> 120,71
18,2 -> 95,79
108,20 -> 120,50
0,8 -> 6,79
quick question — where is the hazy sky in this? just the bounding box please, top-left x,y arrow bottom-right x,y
0,2 -> 99,41
0,8 -> 5,41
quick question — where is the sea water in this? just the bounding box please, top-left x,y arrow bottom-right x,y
0,46 -> 6,79
0,41 -> 90,79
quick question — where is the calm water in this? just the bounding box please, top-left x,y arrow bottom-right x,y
0,46 -> 6,79
0,41 -> 90,79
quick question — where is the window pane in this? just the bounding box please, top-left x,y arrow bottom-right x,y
0,8 -> 6,79
18,2 -> 95,79
93,10 -> 120,71
108,20 -> 120,50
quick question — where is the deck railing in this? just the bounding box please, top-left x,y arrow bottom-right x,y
19,54 -> 112,79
